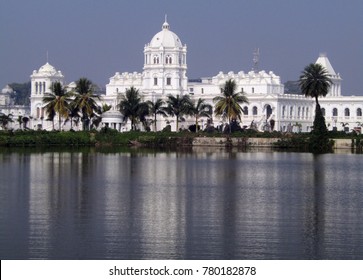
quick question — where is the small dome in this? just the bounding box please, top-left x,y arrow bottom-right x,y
149,21 -> 183,48
102,110 -> 123,120
38,62 -> 57,74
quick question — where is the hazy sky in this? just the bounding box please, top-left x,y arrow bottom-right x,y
1,0 -> 362,95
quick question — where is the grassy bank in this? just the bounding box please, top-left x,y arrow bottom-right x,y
0,128 -> 361,151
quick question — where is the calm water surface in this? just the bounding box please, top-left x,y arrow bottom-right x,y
0,148 -> 362,259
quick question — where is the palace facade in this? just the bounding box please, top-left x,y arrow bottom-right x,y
2,19 -> 362,132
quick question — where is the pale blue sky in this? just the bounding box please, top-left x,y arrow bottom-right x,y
1,0 -> 362,95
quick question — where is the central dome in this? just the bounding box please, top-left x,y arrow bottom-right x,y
149,20 -> 183,48
38,62 -> 58,74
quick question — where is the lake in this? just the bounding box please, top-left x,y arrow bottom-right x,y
0,147 -> 362,259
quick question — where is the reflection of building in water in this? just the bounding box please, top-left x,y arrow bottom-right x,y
3,20 -> 363,133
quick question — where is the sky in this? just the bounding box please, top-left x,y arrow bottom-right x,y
1,0 -> 362,95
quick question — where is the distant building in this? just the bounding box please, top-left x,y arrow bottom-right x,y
2,19 -> 363,132
0,85 -> 30,130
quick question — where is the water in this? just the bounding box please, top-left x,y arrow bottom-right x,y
0,148 -> 362,259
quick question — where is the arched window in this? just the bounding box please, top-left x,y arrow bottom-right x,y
35,82 -> 38,94
357,108 -> 362,117
297,107 -> 301,118
321,107 -> 325,116
243,106 -> 249,116
43,82 -> 46,93
290,107 -> 293,118
252,87 -> 255,93
39,82 -> 42,94
36,107 -> 40,118
345,108 -> 350,117
282,106 -> 286,118
253,106 -> 258,116
306,108 -> 309,118
332,108 -> 338,117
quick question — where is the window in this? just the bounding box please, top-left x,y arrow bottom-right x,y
282,106 -> 286,118
290,107 -> 293,118
298,107 -> 301,118
345,108 -> 350,117
241,88 -> 244,93
252,87 -> 255,93
332,108 -> 338,117
189,88 -> 194,93
201,88 -> 204,94
357,108 -> 362,117
321,108 -> 325,116
166,77 -> 171,85
253,106 -> 258,116
243,106 -> 248,115
154,77 -> 158,86
35,82 -> 38,94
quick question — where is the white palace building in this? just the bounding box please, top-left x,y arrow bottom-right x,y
2,19 -> 363,132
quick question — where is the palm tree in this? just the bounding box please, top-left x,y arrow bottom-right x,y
73,78 -> 101,130
118,87 -> 148,131
43,81 -> 73,130
190,98 -> 212,132
165,94 -> 193,131
299,63 -> 332,152
299,63 -> 332,108
213,79 -> 249,133
147,98 -> 167,131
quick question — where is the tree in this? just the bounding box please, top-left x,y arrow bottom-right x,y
43,82 -> 73,130
0,113 -> 13,130
299,63 -> 332,107
118,87 -> 149,131
147,99 -> 167,131
165,94 -> 193,131
73,78 -> 101,130
190,98 -> 212,132
213,79 -> 249,133
17,116 -> 23,130
299,63 -> 332,152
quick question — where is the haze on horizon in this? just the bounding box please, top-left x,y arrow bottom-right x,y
0,0 -> 362,95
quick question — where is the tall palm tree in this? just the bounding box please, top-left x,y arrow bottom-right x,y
299,63 -> 332,152
73,78 -> 101,130
190,98 -> 212,132
165,94 -> 193,132
147,98 -> 167,131
118,87 -> 148,131
299,63 -> 332,108
43,82 -> 73,130
213,79 -> 249,133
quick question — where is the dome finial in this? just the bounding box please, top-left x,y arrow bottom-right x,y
162,14 -> 170,30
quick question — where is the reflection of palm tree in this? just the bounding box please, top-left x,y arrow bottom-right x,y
165,94 -> 193,131
73,78 -> 101,130
147,99 -> 167,131
190,98 -> 212,132
43,82 -> 73,130
213,79 -> 249,133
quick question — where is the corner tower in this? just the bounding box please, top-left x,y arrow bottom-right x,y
143,19 -> 188,98
316,53 -> 342,97
30,62 -> 64,120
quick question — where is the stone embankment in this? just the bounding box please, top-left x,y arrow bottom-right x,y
192,137 -> 356,150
